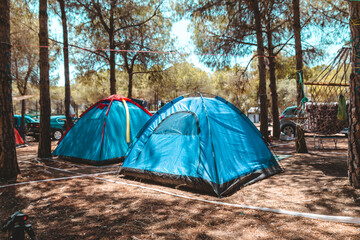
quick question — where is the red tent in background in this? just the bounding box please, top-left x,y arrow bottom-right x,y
14,128 -> 24,145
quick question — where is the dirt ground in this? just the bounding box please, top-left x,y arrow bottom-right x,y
1,135 -> 360,240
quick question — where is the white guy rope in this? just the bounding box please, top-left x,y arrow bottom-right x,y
96,177 -> 360,225
0,171 -> 115,189
6,157 -> 360,225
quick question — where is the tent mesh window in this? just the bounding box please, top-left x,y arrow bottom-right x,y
301,47 -> 350,135
153,111 -> 200,136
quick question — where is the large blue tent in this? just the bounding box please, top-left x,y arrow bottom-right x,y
120,94 -> 282,197
52,95 -> 152,165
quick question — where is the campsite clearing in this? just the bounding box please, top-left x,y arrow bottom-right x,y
1,137 -> 360,239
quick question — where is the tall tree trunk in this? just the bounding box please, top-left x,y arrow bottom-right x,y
74,103 -> 78,118
0,0 -> 20,180
110,48 -> 116,95
249,0 -> 269,142
123,50 -> 135,99
268,57 -> 280,139
14,58 -> 26,136
38,0 -> 52,158
18,59 -> 31,139
154,89 -> 158,111
348,1 -> 360,188
58,0 -> 73,129
293,0 -> 308,153
109,1 -> 116,95
20,99 -> 26,140
127,72 -> 133,98
266,30 -> 280,139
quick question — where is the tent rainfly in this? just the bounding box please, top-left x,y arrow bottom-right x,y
52,95 -> 152,165
120,94 -> 282,197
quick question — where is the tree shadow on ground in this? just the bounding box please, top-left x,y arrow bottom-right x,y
2,138 -> 360,239
306,153 -> 348,178
3,176 -> 359,240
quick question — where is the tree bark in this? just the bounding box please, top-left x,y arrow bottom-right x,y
249,0 -> 269,142
293,0 -> 308,153
20,99 -> 26,139
348,1 -> 360,188
38,0 -> 52,158
110,46 -> 116,95
109,1 -> 116,95
59,0 -> 73,129
127,72 -> 133,98
15,57 -> 31,140
123,49 -> 135,99
268,57 -> 280,139
0,0 -> 20,180
266,29 -> 280,139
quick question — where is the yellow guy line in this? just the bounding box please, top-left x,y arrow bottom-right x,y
122,99 -> 131,143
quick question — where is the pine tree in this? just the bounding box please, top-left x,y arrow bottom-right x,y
348,1 -> 360,187
58,0 -> 73,128
38,0 -> 52,158
0,0 -> 20,180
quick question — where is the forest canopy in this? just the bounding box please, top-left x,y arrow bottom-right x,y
9,0 -> 349,117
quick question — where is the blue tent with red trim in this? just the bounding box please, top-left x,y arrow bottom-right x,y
52,95 -> 152,165
120,94 -> 281,197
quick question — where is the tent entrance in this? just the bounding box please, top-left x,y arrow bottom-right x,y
137,111 -> 201,176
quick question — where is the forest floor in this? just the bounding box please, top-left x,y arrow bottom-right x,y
1,134 -> 360,239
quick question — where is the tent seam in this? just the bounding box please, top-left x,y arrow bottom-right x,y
199,93 -> 220,196
100,98 -> 114,161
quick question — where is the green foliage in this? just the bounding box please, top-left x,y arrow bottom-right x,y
12,83 -> 40,115
10,0 -> 351,118
211,65 -> 257,111
164,62 -> 212,97
10,0 -> 39,92
187,0 -> 256,70
74,69 -> 128,102
73,62 -> 213,104
52,57 -> 349,118
72,0 -> 176,96
277,78 -> 297,112
10,0 -> 41,115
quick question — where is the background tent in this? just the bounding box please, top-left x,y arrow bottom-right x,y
121,94 -> 282,197
53,95 -> 152,165
14,128 -> 25,145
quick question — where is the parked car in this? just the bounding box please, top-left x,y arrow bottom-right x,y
27,115 -> 73,141
279,106 -> 348,137
14,115 -> 38,131
14,115 -> 39,140
279,106 -> 298,136
340,128 -> 348,137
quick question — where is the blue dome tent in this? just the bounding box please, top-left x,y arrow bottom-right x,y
120,93 -> 282,197
52,95 -> 152,165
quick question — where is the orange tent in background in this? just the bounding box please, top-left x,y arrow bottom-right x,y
14,128 -> 24,145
